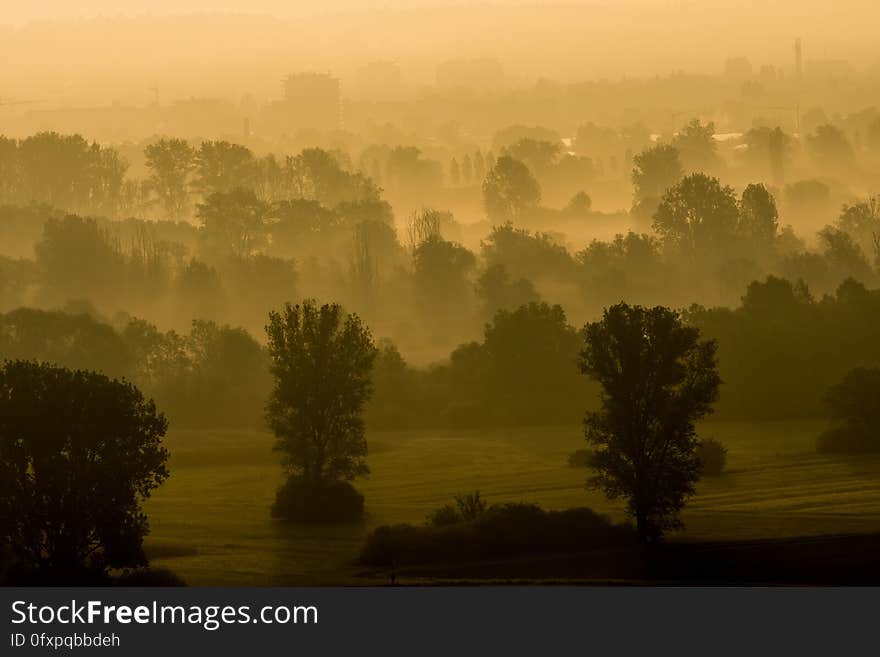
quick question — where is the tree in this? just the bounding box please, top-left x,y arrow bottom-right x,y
461,153 -> 473,184
743,126 -> 791,185
145,138 -> 195,219
0,361 -> 169,582
482,155 -> 541,222
265,301 -> 377,485
817,226 -> 873,283
738,183 -> 779,245
291,147 -> 380,206
807,124 -> 854,169
817,367 -> 880,453
631,144 -> 683,217
450,157 -> 461,186
194,140 -> 255,196
386,146 -> 443,195
412,236 -> 477,315
482,302 -> 585,423
473,150 -> 486,182
652,173 -> 740,260
671,118 -> 718,173
196,187 -> 270,260
579,303 -> 720,542
837,196 -> 880,260
35,214 -> 125,306
565,191 -> 592,215
481,222 -> 573,282
405,208 -> 445,254
475,263 -> 540,318
503,138 -> 561,176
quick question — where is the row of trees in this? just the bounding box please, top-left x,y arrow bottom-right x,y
0,133 -> 128,217
0,133 -> 383,221
4,267 -> 880,434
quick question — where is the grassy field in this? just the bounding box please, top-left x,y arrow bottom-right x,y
143,420 -> 880,585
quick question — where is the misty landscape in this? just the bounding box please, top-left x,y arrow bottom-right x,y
3,0 -> 880,586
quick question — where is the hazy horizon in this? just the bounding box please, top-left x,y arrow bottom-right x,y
2,1 -> 878,109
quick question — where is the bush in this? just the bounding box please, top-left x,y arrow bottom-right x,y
360,503 -> 633,566
271,478 -> 365,523
567,449 -> 594,468
454,491 -> 487,521
425,491 -> 487,527
426,504 -> 461,527
816,425 -> 878,454
698,438 -> 727,476
816,367 -> 880,453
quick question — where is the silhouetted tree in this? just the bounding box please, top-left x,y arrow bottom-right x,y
475,263 -> 540,318
412,236 -> 476,315
196,188 -> 270,260
482,222 -> 574,282
579,303 -> 720,542
461,153 -> 473,184
265,301 -> 377,484
672,118 -> 718,173
743,126 -> 791,185
817,227 -> 873,283
652,173 -> 739,260
473,150 -> 485,182
503,138 -> 561,176
631,144 -> 683,218
565,191 -> 592,215
837,196 -> 880,260
817,367 -> 880,453
449,157 -> 461,186
145,138 -> 195,219
738,183 -> 779,252
292,147 -> 380,206
195,140 -> 255,196
483,155 -> 541,223
35,214 -> 125,305
406,208 -> 444,254
0,361 -> 169,583
16,132 -> 128,216
807,124 -> 855,169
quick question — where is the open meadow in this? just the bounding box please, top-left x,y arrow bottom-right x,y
144,420 -> 880,585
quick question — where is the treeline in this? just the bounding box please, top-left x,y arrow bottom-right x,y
0,308 -> 268,427
3,273 -> 880,429
0,133 -> 382,220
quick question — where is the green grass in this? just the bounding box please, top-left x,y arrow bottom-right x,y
143,420 -> 880,585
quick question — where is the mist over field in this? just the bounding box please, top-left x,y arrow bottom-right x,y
3,0 -> 880,587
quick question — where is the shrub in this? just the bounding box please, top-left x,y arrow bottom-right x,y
698,437 -> 727,476
426,504 -> 461,527
360,503 -> 633,566
567,449 -> 594,468
271,478 -> 365,523
816,425 -> 877,454
817,368 -> 880,454
425,491 -> 487,527
454,491 -> 487,521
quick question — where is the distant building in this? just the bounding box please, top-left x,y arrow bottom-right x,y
262,72 -> 341,136
807,59 -> 853,81
436,58 -> 504,92
354,61 -> 403,101
724,57 -> 753,79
